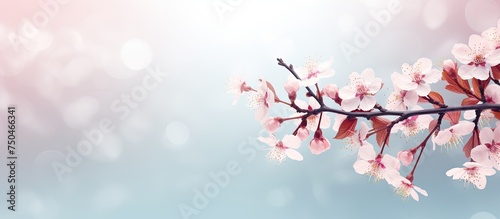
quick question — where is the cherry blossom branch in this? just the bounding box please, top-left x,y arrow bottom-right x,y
229,21 -> 500,201
295,103 -> 500,120
277,58 -> 322,105
410,113 -> 445,177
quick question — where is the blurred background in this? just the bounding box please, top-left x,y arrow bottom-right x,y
0,0 -> 499,218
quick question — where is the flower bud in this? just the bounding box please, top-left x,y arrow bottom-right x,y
397,150 -> 415,166
263,117 -> 283,133
284,79 -> 300,101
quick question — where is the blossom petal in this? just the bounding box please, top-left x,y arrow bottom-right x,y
452,121 -> 475,136
472,65 -> 490,80
475,175 -> 487,189
361,68 -> 375,81
353,160 -> 370,174
471,145 -> 491,164
451,43 -> 473,64
358,143 -> 375,160
414,186 -> 428,196
417,57 -> 433,73
367,78 -> 382,93
457,65 -> 475,80
415,83 -> 431,96
403,90 -> 418,107
341,98 -> 360,112
255,106 -> 268,121
282,135 -> 301,149
464,110 -> 476,120
433,130 -> 452,146
424,69 -> 441,84
339,86 -> 356,99
294,99 -> 308,109
486,49 -> 500,66
393,73 -> 417,90
359,95 -> 376,111
320,115 -> 331,129
258,136 -> 277,147
286,149 -> 303,161
446,167 -> 463,177
382,154 -> 401,170
482,166 -> 496,176
410,189 -> 419,201
479,127 -> 494,144
494,126 -> 500,143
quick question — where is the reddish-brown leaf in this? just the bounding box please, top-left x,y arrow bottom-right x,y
456,77 -> 471,91
428,119 -> 438,132
492,110 -> 500,120
445,84 -> 465,94
371,117 -> 390,129
417,96 -> 428,103
472,79 -> 482,98
461,97 -> 480,106
428,91 -> 445,105
376,130 -> 390,147
370,117 -> 391,147
492,65 -> 500,80
334,118 -> 358,139
443,111 -> 460,125
463,128 -> 479,158
441,70 -> 455,85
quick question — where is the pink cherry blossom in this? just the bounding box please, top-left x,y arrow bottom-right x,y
296,126 -> 309,140
294,98 -> 331,131
322,84 -> 339,101
432,121 -> 475,150
397,150 -> 415,166
227,75 -> 253,105
484,84 -> 500,104
345,122 -> 369,151
392,58 -> 441,96
309,129 -> 330,155
471,127 -> 500,170
353,143 -> 401,184
249,80 -> 275,121
446,162 -> 496,189
284,79 -> 300,101
386,72 -> 419,111
390,176 -> 428,201
339,69 -> 382,112
392,106 -> 433,137
451,34 -> 500,80
296,58 -> 335,87
263,117 -> 283,133
443,59 -> 458,73
481,19 -> 500,49
258,135 -> 303,163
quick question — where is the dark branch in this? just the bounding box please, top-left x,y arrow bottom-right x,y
277,58 -> 322,104
299,103 -> 500,121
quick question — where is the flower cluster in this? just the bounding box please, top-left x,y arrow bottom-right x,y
227,19 -> 500,201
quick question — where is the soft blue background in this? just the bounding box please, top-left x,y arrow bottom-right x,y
1,0 -> 500,219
